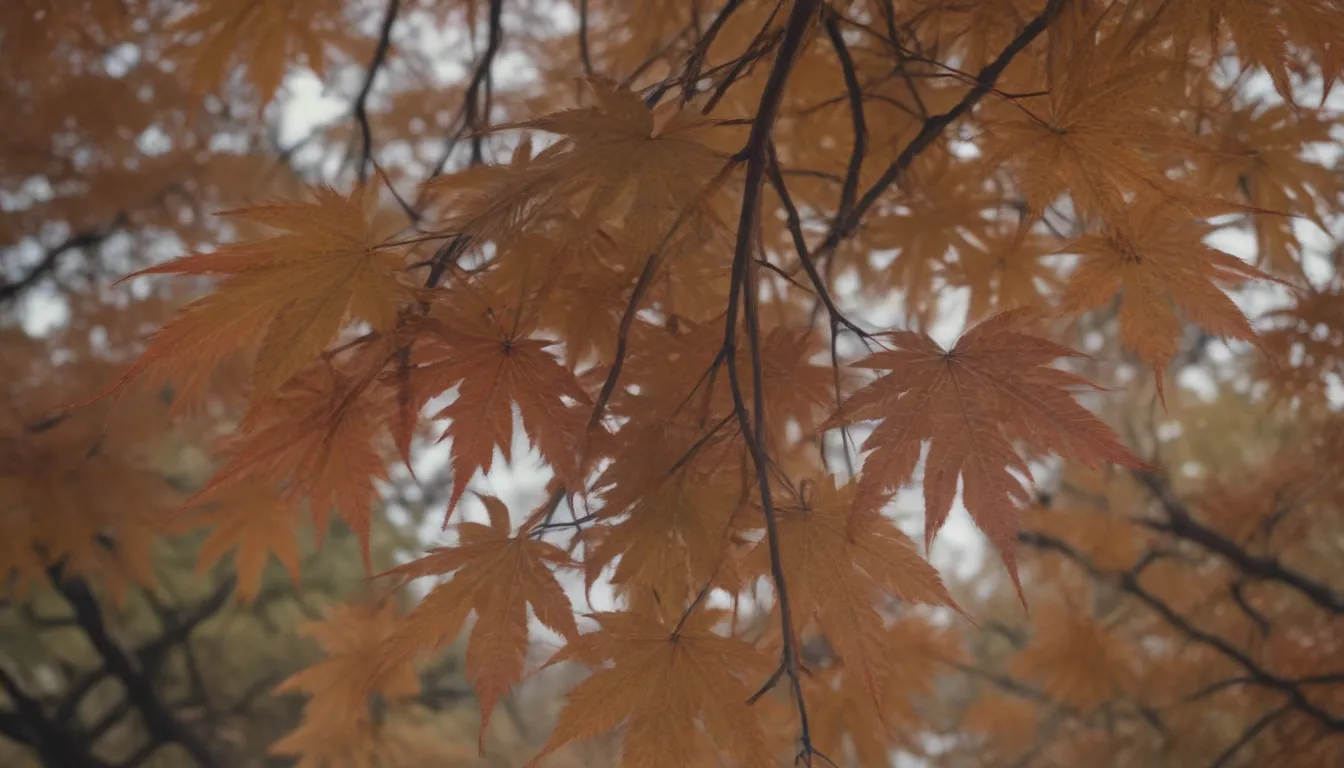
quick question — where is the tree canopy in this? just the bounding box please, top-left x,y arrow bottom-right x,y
2,1 -> 1343,767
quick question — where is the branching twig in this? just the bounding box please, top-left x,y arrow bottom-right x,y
1020,531 -> 1344,733
49,569 -> 219,767
811,0 -> 1067,265
1131,470 -> 1343,614
352,0 -> 402,184
0,216 -> 128,304
719,1 -> 824,763
427,0 -> 504,179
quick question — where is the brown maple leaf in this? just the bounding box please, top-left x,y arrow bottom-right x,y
1056,196 -> 1278,400
981,40 -> 1200,223
501,78 -> 733,249
99,184 -> 413,408
835,310 -> 1149,600
378,495 -> 577,752
748,477 -> 959,709
183,362 -> 391,569
1008,602 -> 1136,713
585,466 -> 748,623
188,482 -> 304,603
271,601 -> 427,767
170,0 -> 358,105
527,609 -> 775,768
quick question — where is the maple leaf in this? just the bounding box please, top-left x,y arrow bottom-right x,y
0,399 -> 170,604
188,482 -> 304,603
271,601 -> 426,767
171,0 -> 355,105
961,693 -> 1040,759
747,477 -> 958,709
950,227 -> 1064,324
378,495 -> 577,752
835,310 -> 1149,599
1056,196 -> 1277,399
101,184 -> 413,407
981,41 -> 1201,222
406,305 -> 592,519
183,362 -> 391,568
855,156 -> 1000,324
498,79 -> 734,249
1259,268 -> 1344,403
1199,103 -> 1343,277
1155,0 -> 1339,104
585,466 -> 748,623
803,621 -> 956,765
527,609 -> 775,768
1008,602 -> 1136,713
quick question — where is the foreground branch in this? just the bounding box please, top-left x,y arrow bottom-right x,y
720,0 -> 825,763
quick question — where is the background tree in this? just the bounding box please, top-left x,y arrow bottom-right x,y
2,1 -> 1341,767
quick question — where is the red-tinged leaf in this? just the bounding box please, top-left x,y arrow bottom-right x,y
1057,197 -> 1278,403
407,311 -> 591,521
748,477 -> 960,713
184,363 -> 390,570
835,310 -> 1149,603
378,496 -> 577,753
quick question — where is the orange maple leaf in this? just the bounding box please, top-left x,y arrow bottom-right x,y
585,463 -> 748,623
171,0 -> 356,105
378,495 -> 577,753
835,310 -> 1149,600
101,184 -> 413,408
271,601 -> 426,767
527,609 -> 775,768
189,482 -> 303,603
748,478 -> 958,710
1007,602 -> 1136,713
407,307 -> 592,519
183,362 -> 391,568
1057,196 -> 1278,400
982,41 -> 1199,222
501,79 -> 733,249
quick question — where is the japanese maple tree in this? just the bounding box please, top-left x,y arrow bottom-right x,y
3,1 -> 1343,767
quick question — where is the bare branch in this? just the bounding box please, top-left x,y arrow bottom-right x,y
352,0 -> 402,184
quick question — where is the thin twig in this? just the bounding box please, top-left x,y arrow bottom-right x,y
352,0 -> 402,184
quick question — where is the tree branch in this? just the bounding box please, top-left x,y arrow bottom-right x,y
719,1 -> 825,763
352,0 -> 402,184
812,0 -> 1066,264
0,216 -> 127,304
49,569 -> 218,767
1020,531 -> 1344,733
431,0 -> 504,177
1131,470 -> 1343,614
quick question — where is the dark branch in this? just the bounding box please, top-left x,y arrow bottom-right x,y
1131,470 -> 1343,614
813,0 -> 1066,263
427,0 -> 504,178
0,216 -> 127,304
1020,531 -> 1344,733
352,0 -> 402,184
820,8 -> 866,227
720,1 -> 824,763
577,0 -> 594,76
49,568 -> 219,767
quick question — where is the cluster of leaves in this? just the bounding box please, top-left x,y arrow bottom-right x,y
3,0 -> 1344,767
